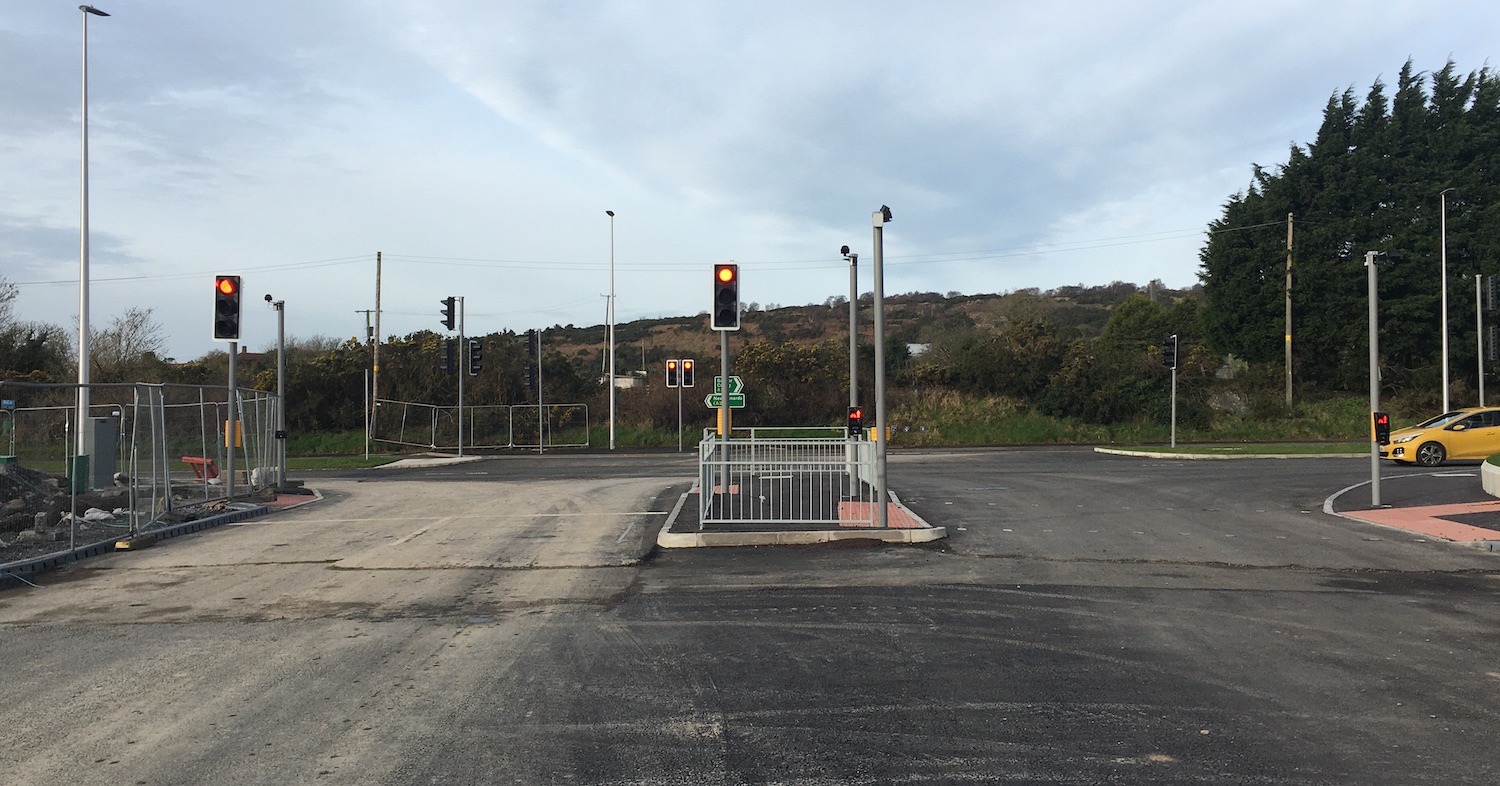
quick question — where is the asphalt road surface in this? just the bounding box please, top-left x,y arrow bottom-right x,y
2,448 -> 1499,785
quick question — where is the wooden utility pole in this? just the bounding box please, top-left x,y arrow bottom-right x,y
1285,213 -> 1294,410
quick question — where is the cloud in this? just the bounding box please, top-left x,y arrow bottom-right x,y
1,0 -> 1495,361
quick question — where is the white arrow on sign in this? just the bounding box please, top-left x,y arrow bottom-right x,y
704,392 -> 746,408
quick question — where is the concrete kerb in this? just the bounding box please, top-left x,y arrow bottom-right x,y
656,489 -> 946,549
375,454 -> 487,469
1094,446 -> 1365,460
1,488 -> 325,590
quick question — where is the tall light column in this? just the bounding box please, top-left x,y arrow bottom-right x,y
606,210 -> 616,450
76,5 -> 109,462
1441,187 -> 1456,412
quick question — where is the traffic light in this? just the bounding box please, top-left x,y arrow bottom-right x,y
681,358 -> 695,388
666,359 -> 680,388
468,338 -> 482,375
443,338 -> 456,374
712,263 -> 740,330
212,275 -> 242,341
440,297 -> 456,331
847,405 -> 864,438
1372,411 -> 1391,445
1160,334 -> 1178,369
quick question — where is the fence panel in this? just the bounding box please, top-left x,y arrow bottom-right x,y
1,381 -> 281,564
698,434 -> 877,527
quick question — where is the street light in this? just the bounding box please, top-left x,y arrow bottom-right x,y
606,210 -> 616,450
76,4 -> 109,473
1441,187 -> 1457,412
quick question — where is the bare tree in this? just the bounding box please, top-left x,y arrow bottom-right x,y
90,307 -> 168,382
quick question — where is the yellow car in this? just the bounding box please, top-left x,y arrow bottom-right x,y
1381,407 -> 1500,466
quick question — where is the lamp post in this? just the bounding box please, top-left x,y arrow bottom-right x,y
606,210 -> 616,450
1441,187 -> 1456,412
76,4 -> 108,470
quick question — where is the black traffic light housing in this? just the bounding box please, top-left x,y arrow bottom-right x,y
712,263 -> 740,330
213,275 -> 242,341
468,338 -> 482,376
666,359 -> 680,388
1161,334 -> 1179,369
1373,411 -> 1392,445
440,297 -> 456,331
681,358 -> 695,388
847,405 -> 864,438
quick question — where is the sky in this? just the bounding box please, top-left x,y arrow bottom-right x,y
3,0 -> 1496,363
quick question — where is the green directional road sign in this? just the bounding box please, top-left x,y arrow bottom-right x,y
712,375 -> 744,395
704,392 -> 746,408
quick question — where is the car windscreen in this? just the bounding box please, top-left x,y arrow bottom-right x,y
1417,411 -> 1467,428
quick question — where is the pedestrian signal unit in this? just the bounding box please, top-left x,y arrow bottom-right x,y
847,405 -> 865,437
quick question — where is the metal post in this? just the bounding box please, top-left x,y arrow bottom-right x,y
77,6 -> 108,464
1367,251 -> 1381,507
719,331 -> 730,497
1170,363 -> 1178,449
677,373 -> 683,453
271,296 -> 286,487
1441,189 -> 1455,412
845,247 -> 859,411
537,328 -> 544,455
372,252 -> 381,453
606,210 -> 616,450
1285,212 -> 1293,409
1479,274 -> 1486,407
227,342 -> 237,500
872,206 -> 892,529
457,297 -> 465,458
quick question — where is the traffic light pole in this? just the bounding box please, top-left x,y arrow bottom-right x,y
719,331 -> 731,495
1170,365 -> 1178,449
677,377 -> 684,453
226,341 -> 237,500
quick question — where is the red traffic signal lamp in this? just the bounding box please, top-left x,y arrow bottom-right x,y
681,358 -> 694,388
666,359 -> 680,388
1372,411 -> 1391,445
712,263 -> 740,330
847,405 -> 864,437
213,274 -> 242,341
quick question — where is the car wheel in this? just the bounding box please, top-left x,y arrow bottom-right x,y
1415,442 -> 1446,467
